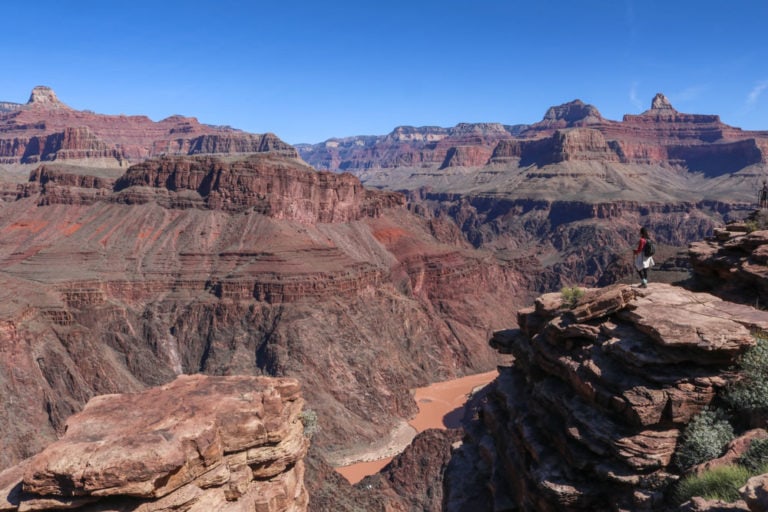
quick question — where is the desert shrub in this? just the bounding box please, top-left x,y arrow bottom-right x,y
300,409 -> 319,438
560,286 -> 584,309
674,408 -> 735,471
746,220 -> 759,233
723,335 -> 768,414
673,464 -> 752,504
739,437 -> 768,472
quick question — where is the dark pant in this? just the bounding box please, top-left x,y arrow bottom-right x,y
637,268 -> 648,281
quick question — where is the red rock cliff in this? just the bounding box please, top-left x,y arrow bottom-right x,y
0,87 -> 297,168
111,154 -> 404,221
446,283 -> 768,511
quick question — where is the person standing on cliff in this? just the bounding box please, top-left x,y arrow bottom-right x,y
633,227 -> 654,288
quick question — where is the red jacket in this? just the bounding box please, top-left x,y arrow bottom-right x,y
634,237 -> 646,256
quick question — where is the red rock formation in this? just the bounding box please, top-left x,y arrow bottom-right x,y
301,93 -> 768,174
0,374 -> 309,511
0,87 -> 295,169
446,283 -> 768,511
111,154 -> 402,222
689,212 -> 768,305
0,153 -> 536,475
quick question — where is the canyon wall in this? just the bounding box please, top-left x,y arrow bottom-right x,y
0,87 -> 295,170
0,152 -> 536,473
299,93 -> 764,288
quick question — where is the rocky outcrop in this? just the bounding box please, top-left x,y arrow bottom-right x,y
26,86 -> 68,109
0,87 -> 296,169
0,374 -> 308,511
112,154 -> 402,221
535,99 -> 605,129
446,283 -> 768,511
440,145 -> 495,169
689,212 -> 768,305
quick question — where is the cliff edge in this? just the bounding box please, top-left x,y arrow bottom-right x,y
446,283 -> 768,511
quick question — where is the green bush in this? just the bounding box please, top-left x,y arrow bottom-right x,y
739,437 -> 768,472
674,408 -> 735,471
723,335 -> 768,414
560,286 -> 584,309
674,464 -> 752,504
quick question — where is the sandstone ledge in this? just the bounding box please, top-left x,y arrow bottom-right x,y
0,374 -> 309,512
457,283 -> 768,511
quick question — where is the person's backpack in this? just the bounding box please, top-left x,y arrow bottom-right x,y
643,238 -> 656,257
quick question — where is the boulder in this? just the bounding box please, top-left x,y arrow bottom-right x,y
1,375 -> 309,512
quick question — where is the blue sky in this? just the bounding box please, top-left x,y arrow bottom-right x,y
2,0 -> 767,144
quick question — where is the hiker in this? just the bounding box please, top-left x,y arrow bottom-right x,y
760,181 -> 768,209
633,227 -> 654,288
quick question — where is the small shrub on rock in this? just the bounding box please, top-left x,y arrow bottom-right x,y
560,286 -> 584,309
674,464 -> 751,504
738,437 -> 768,472
723,335 -> 768,415
674,408 -> 735,471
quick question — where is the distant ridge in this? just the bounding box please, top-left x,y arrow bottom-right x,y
0,86 -> 297,171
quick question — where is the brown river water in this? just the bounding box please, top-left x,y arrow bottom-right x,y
334,370 -> 498,484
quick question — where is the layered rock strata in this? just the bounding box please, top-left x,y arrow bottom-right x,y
0,153 -> 533,473
300,93 -> 768,178
0,87 -> 296,169
446,283 -> 768,511
689,212 -> 768,305
0,374 -> 308,512
300,94 -> 762,288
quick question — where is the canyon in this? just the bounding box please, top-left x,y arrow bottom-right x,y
2,86 -> 768,511
299,93 -> 765,287
0,89 -> 537,486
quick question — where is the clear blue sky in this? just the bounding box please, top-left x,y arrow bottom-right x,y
2,0 -> 767,144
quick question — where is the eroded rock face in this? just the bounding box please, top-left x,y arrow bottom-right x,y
689,212 -> 768,306
305,429 -> 461,512
0,374 -> 308,511
0,153 -> 535,473
111,154 -> 401,222
299,94 -> 761,288
0,87 -> 296,169
299,94 -> 766,177
446,283 -> 767,511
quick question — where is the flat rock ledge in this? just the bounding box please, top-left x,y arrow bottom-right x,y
0,374 -> 309,512
454,283 -> 768,511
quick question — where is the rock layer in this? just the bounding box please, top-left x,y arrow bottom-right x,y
0,87 -> 295,169
446,283 -> 768,511
689,212 -> 768,306
0,153 -> 535,472
300,94 -> 762,288
0,374 -> 308,511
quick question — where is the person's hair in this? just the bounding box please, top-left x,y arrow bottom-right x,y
640,227 -> 649,238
